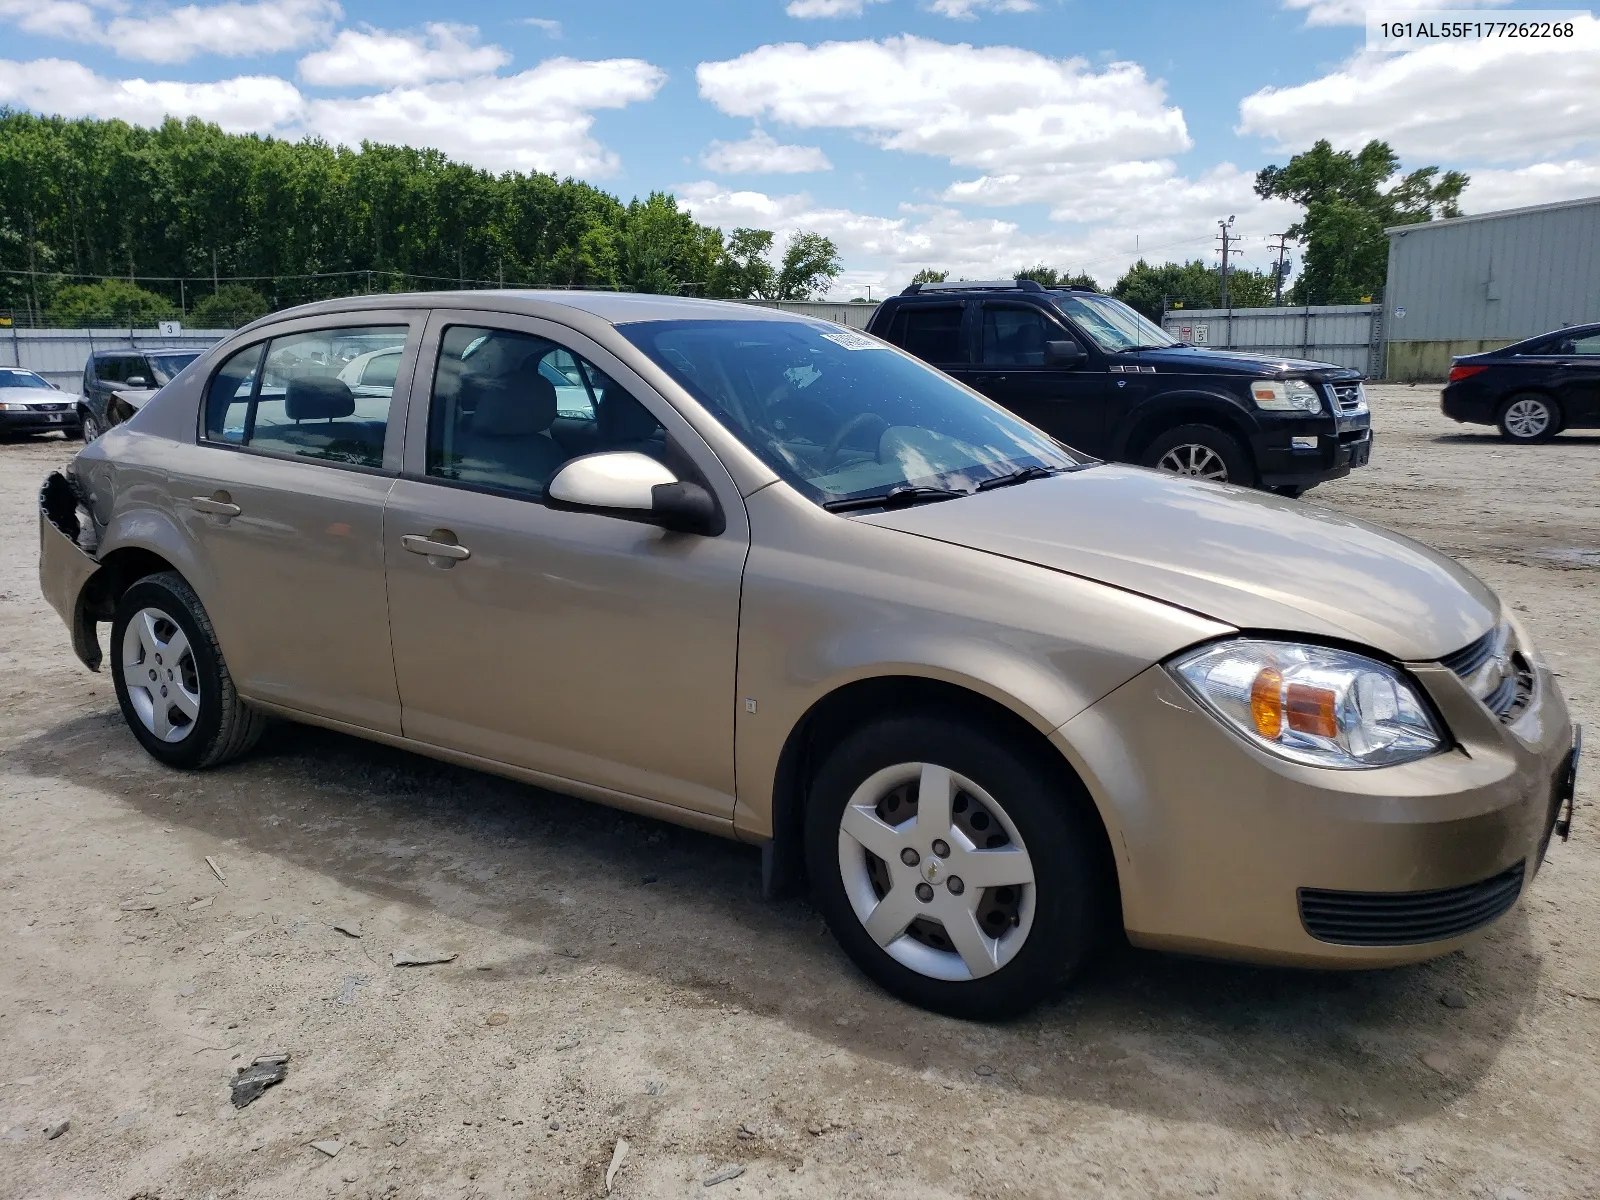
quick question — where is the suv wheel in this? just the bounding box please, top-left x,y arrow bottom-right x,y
1497,393 -> 1559,443
1142,424 -> 1253,486
81,410 -> 103,441
110,572 -> 266,769
805,714 -> 1109,1019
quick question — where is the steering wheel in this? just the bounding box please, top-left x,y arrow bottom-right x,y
823,412 -> 889,467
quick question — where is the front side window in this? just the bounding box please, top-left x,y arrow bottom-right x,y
1561,332 -> 1600,356
1052,293 -> 1176,353
981,305 -> 1058,367
621,319 -> 1082,507
427,325 -> 664,497
891,304 -> 966,364
0,368 -> 51,389
96,357 -> 133,384
202,325 -> 406,468
147,352 -> 200,384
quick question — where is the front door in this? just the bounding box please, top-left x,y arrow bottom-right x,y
1553,329 -> 1600,425
971,302 -> 1109,456
173,316 -> 422,732
382,312 -> 747,818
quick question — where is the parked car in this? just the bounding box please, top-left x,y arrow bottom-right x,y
866,280 -> 1373,495
79,348 -> 202,440
40,292 -> 1577,1019
0,367 -> 82,439
1442,322 -> 1600,442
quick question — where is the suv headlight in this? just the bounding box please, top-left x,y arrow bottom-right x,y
1250,378 -> 1323,414
1170,640 -> 1443,769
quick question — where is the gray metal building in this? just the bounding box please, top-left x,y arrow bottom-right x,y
1383,194 -> 1600,380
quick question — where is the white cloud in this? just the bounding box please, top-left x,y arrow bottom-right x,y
927,0 -> 1038,18
702,128 -> 831,174
0,56 -> 304,130
785,0 -> 887,16
698,36 -> 1189,172
1444,159 -> 1600,214
299,24 -> 509,87
519,17 -> 562,36
1238,16 -> 1600,163
0,0 -> 341,63
1282,0 -> 1508,26
0,54 -> 665,176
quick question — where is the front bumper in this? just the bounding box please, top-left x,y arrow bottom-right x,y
39,473 -> 105,670
1251,414 -> 1372,488
1056,650 -> 1574,967
1,407 -> 80,434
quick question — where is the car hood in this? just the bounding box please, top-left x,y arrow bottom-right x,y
1120,344 -> 1353,377
860,466 -> 1497,662
0,387 -> 75,404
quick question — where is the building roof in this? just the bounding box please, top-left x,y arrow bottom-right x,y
1385,193 -> 1600,236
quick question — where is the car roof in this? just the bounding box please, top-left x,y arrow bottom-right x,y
234,290 -> 809,334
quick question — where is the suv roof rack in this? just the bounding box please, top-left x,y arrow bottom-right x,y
901,278 -> 1046,296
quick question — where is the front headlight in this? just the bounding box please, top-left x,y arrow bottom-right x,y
1250,378 -> 1323,414
1171,640 -> 1443,769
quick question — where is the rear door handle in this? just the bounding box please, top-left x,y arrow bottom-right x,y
401,533 -> 471,562
187,495 -> 241,518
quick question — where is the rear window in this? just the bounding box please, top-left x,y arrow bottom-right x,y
888,304 -> 966,364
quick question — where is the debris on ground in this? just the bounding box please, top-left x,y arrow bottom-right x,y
703,1164 -> 745,1187
332,919 -> 361,939
605,1137 -> 630,1193
43,1119 -> 69,1140
204,856 -> 226,885
338,976 -> 367,1006
309,1138 -> 343,1157
231,1055 -> 290,1108
118,899 -> 156,912
388,1134 -> 407,1147
485,1012 -> 509,1026
188,897 -> 213,911
1439,988 -> 1470,1009
1420,1051 -> 1455,1075
391,950 -> 456,967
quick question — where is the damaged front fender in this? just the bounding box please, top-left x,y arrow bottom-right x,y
39,471 -> 106,671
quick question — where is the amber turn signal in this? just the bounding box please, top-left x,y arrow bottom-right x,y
1250,667 -> 1283,737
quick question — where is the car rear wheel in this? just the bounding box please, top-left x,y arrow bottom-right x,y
110,572 -> 266,769
1142,424 -> 1253,486
1497,393 -> 1559,443
805,714 -> 1109,1019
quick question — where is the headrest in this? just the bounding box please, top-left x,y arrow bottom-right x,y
470,368 -> 557,437
598,389 -> 660,443
285,376 -> 355,421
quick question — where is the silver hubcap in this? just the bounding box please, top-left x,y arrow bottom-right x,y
836,762 -> 1036,982
120,607 -> 201,743
1157,443 -> 1229,481
1504,399 -> 1550,438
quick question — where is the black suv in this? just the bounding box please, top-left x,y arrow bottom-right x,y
866,280 -> 1372,493
79,348 -> 202,440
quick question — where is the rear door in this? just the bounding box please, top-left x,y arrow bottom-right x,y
883,300 -> 971,376
972,301 -> 1108,455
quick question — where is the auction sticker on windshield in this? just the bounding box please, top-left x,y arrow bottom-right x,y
820,329 -> 888,351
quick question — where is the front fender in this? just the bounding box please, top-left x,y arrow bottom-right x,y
1107,389 -> 1255,459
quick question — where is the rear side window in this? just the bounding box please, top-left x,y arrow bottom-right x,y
890,304 -> 966,364
202,325 -> 407,468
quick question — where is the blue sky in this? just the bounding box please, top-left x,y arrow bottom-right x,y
3,0 -> 1598,296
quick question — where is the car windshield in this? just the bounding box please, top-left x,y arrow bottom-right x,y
147,352 -> 200,384
1052,293 -> 1177,353
0,368 -> 51,389
620,319 -> 1083,507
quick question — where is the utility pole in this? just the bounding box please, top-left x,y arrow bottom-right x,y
1269,233 -> 1291,306
212,249 -> 219,295
1215,216 -> 1238,310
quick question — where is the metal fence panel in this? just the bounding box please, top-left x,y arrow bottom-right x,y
1,327 -> 232,391
735,300 -> 879,329
1160,304 -> 1380,375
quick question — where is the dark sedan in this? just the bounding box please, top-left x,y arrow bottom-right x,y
1443,323 -> 1600,442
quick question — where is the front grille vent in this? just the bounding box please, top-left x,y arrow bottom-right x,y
1327,381 -> 1366,413
1298,862 -> 1525,946
1441,624 -> 1534,724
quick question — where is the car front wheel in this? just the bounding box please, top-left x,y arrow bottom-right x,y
1141,424 -> 1253,486
80,410 -> 103,441
110,572 -> 266,769
1497,393 -> 1559,443
805,714 -> 1110,1019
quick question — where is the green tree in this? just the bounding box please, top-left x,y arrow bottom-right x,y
190,283 -> 269,327
774,231 -> 841,300
47,279 -> 176,325
1016,264 -> 1100,290
1254,139 -> 1467,304
709,228 -> 776,299
1111,258 -> 1278,320
910,268 -> 947,285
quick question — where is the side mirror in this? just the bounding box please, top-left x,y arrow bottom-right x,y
1044,340 -> 1084,367
126,375 -> 149,387
546,451 -> 720,535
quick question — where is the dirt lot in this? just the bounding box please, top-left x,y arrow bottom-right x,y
1,384 -> 1595,1200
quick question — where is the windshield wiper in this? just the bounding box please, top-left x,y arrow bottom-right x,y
822,485 -> 968,513
974,465 -> 1059,492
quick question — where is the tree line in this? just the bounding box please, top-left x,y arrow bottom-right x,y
0,110 -> 844,326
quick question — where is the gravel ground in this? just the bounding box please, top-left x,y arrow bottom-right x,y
1,384 -> 1595,1200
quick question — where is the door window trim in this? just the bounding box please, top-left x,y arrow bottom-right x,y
193,310 -> 427,476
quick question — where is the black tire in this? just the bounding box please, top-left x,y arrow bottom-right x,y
1497,393 -> 1559,443
80,410 -> 103,442
804,714 -> 1111,1020
110,571 -> 266,769
1140,423 -> 1254,486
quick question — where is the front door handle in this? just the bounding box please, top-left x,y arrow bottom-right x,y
401,533 -> 472,563
187,494 -> 241,518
